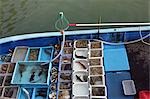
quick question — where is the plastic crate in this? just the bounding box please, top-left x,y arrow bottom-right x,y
11,62 -> 52,86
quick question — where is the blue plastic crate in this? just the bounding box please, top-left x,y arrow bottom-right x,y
11,61 -> 52,86
39,46 -> 54,62
18,87 -> 49,99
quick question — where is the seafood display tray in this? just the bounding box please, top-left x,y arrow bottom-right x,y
55,40 -> 73,99
11,46 -> 28,63
11,46 -> 54,62
11,61 -> 52,85
18,87 -> 49,99
72,39 -> 107,98
0,63 -> 19,99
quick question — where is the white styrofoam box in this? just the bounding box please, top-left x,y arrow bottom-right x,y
73,82 -> 89,96
89,40 -> 103,49
73,49 -> 88,60
89,57 -> 103,66
73,59 -> 88,71
122,80 -> 136,95
89,66 -> 105,76
73,71 -> 88,83
74,40 -> 89,49
90,85 -> 107,98
11,46 -> 28,63
89,49 -> 103,58
89,75 -> 105,86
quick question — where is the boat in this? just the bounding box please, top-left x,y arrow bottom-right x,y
0,18 -> 150,99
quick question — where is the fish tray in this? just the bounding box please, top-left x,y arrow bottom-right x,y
39,47 -> 54,61
18,87 -> 49,99
11,46 -> 28,63
11,62 -> 51,86
25,48 -> 40,61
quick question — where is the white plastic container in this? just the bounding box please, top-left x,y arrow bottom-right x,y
122,80 -> 136,95
89,49 -> 103,58
73,49 -> 88,60
89,66 -> 105,76
74,40 -> 89,49
89,58 -> 103,66
73,59 -> 88,71
73,71 -> 88,83
89,41 -> 103,49
89,75 -> 105,85
73,83 -> 89,96
90,85 -> 107,98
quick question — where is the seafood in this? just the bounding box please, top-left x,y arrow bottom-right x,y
61,64 -> 72,70
92,87 -> 105,96
0,76 -> 4,86
90,50 -> 102,57
51,83 -> 57,91
59,82 -> 71,90
28,49 -> 39,61
8,64 -> 15,73
51,67 -> 58,83
0,88 -> 3,96
64,41 -> 72,47
4,76 -> 12,86
62,56 -> 71,63
60,72 -> 71,81
54,44 -> 61,50
75,53 -> 87,59
49,92 -> 57,99
76,75 -> 83,82
90,76 -> 103,85
89,59 -> 101,66
4,87 -> 18,98
76,75 -> 88,82
0,64 -> 8,73
76,40 -> 88,48
58,90 -> 70,99
29,72 -> 35,82
18,64 -> 26,79
63,48 -> 73,54
90,41 -> 102,49
76,61 -> 87,69
90,67 -> 103,75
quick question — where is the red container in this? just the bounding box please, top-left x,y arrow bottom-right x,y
139,90 -> 150,99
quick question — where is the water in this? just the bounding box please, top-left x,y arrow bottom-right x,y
0,0 -> 149,38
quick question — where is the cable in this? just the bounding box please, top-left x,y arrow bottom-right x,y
22,88 -> 30,99
50,12 -> 67,62
51,30 -> 65,62
139,27 -> 150,46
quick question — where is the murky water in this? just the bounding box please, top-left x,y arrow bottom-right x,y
0,0 -> 149,38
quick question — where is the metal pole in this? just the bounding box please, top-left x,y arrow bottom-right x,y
69,23 -> 150,27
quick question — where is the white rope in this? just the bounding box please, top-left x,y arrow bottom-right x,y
139,27 -> 150,46
94,28 -> 150,45
22,88 -> 30,99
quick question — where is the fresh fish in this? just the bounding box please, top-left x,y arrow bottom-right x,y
76,75 -> 83,82
76,61 -> 86,69
75,53 -> 87,59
